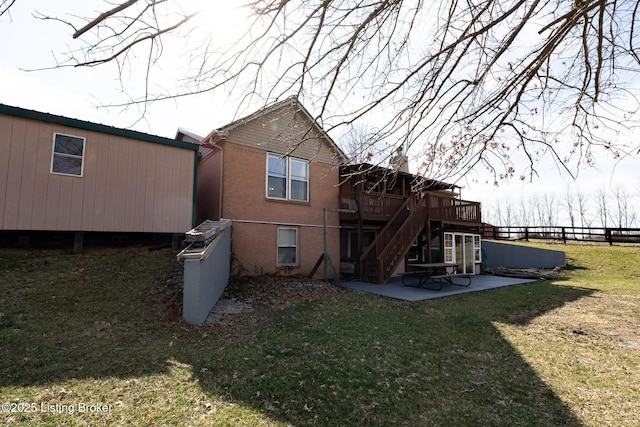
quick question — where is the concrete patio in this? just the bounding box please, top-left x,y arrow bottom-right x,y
340,274 -> 536,302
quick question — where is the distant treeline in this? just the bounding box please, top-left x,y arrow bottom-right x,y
481,225 -> 640,245
483,187 -> 638,230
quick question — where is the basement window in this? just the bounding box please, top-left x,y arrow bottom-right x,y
277,227 -> 299,266
51,133 -> 85,177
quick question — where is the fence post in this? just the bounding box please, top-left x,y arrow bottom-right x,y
562,227 -> 566,244
605,228 -> 612,245
524,228 -> 529,241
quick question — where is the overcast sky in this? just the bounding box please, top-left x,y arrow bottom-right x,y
1,1 -> 638,226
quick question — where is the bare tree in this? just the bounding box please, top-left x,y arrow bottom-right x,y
612,185 -> 637,228
539,193 -> 558,226
530,195 -> 544,227
484,203 -> 498,227
339,124 -> 386,165
489,198 -> 519,226
492,201 -> 504,227
576,190 -> 591,229
595,187 -> 610,228
564,189 -> 576,229
7,0 -> 640,183
515,197 -> 531,226
502,199 -> 514,227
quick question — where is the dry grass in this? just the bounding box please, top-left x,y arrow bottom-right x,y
493,241 -> 640,426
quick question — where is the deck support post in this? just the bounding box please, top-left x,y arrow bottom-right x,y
73,232 -> 84,254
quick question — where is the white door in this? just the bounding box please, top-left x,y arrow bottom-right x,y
444,233 -> 481,274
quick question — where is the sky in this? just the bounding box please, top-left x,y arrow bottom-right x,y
1,1 -> 639,227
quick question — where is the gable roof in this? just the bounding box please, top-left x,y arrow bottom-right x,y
201,96 -> 348,162
0,104 -> 199,152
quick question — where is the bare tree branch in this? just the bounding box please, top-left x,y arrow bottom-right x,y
0,0 -> 16,18
7,0 -> 640,186
73,0 -> 140,39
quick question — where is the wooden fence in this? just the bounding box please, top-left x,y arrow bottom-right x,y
481,225 -> 640,245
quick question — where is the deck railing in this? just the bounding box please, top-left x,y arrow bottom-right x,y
340,192 -> 407,221
427,194 -> 481,224
341,191 -> 481,225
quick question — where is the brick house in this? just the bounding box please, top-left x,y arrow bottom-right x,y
190,97 -> 347,277
188,97 -> 483,283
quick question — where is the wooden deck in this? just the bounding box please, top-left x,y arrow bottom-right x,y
340,191 -> 481,225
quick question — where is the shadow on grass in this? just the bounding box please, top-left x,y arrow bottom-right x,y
562,263 -> 589,271
0,250 -> 592,426
0,251 -> 181,387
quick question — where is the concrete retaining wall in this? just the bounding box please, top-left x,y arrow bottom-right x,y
180,222 -> 232,325
483,240 -> 566,269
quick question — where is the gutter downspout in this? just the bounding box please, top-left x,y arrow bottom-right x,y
191,150 -> 198,228
199,131 -> 226,221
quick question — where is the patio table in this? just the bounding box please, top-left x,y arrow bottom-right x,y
401,262 -> 471,290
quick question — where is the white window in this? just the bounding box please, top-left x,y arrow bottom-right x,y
473,235 -> 482,263
267,154 -> 287,199
277,227 -> 299,266
289,158 -> 309,201
267,153 -> 309,201
444,233 -> 454,263
51,133 -> 85,177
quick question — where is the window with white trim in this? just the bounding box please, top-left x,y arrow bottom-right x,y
444,233 -> 454,263
267,153 -> 309,201
473,235 -> 482,263
277,227 -> 299,266
444,232 -> 482,274
51,133 -> 85,177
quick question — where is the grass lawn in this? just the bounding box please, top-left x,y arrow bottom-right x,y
1,242 -> 639,426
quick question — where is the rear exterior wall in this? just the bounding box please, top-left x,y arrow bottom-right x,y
221,142 -> 340,278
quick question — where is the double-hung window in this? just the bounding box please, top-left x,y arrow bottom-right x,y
277,227 -> 298,266
267,153 -> 309,201
51,133 -> 85,177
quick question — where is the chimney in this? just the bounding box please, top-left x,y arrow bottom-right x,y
390,146 -> 409,173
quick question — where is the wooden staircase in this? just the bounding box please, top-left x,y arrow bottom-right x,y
360,196 -> 428,283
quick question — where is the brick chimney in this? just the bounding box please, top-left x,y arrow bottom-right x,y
390,146 -> 409,173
